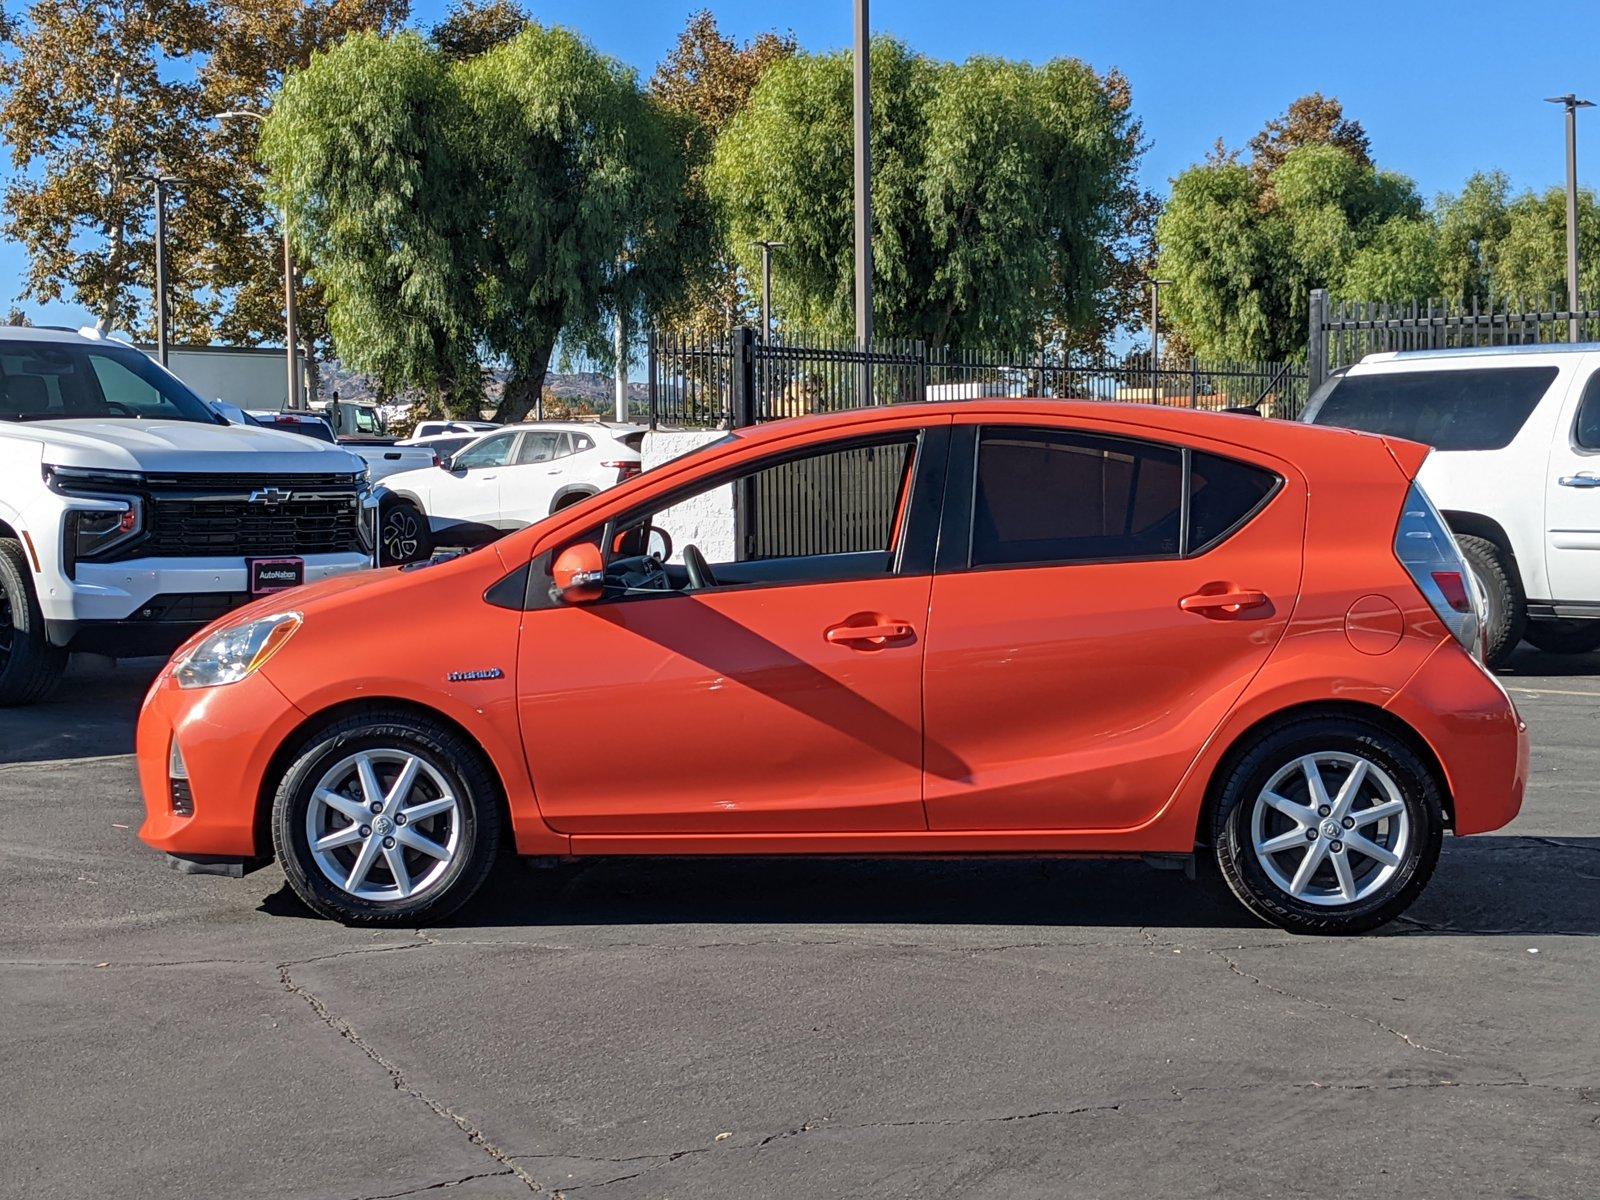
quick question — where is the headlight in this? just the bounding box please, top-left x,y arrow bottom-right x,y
174,612 -> 302,690
64,501 -> 143,575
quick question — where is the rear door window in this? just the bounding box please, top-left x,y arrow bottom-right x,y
1188,452 -> 1281,554
1574,370 -> 1600,450
1308,366 -> 1556,450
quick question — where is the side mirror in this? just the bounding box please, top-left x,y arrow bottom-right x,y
437,455 -> 454,471
551,542 -> 605,604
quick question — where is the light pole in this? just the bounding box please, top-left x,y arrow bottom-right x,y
1545,94 -> 1594,343
1145,278 -> 1173,396
853,0 -> 873,400
143,174 -> 177,366
753,240 -> 784,342
217,109 -> 301,408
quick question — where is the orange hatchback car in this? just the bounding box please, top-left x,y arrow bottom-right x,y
137,401 -> 1528,934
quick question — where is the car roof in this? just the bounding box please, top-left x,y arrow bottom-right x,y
717,398 -> 1408,466
0,326 -> 134,347
502,421 -> 643,435
1363,342 -> 1600,363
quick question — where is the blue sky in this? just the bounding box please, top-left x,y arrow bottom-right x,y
5,0 -> 1597,332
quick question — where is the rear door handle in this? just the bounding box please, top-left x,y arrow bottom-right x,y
1559,474 -> 1600,488
825,619 -> 914,646
1180,588 -> 1268,614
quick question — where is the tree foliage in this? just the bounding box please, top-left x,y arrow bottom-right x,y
428,0 -> 528,62
262,25 -> 704,420
708,39 -> 1149,353
1247,92 -> 1370,189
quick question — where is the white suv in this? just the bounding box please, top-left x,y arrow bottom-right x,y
0,327 -> 376,703
1304,344 -> 1600,665
375,422 -> 644,563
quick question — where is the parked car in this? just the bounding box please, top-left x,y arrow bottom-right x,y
238,408 -> 437,484
1303,344 -> 1600,665
406,419 -> 499,440
374,422 -> 644,564
137,400 -> 1525,933
0,327 -> 376,705
393,432 -> 481,468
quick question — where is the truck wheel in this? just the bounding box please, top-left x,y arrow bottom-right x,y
1523,618 -> 1600,655
0,538 -> 67,706
1457,535 -> 1523,668
379,498 -> 432,565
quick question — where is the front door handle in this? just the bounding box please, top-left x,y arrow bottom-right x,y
1559,474 -> 1600,488
825,618 -> 914,646
1180,588 -> 1269,614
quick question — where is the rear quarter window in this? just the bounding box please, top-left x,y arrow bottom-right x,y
1307,366 -> 1557,451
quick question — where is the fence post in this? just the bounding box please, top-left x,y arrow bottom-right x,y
731,325 -> 755,428
1189,356 -> 1199,409
914,340 -> 928,402
1307,288 -> 1329,394
646,327 -> 659,430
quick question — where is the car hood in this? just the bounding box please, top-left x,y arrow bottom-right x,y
15,419 -> 367,475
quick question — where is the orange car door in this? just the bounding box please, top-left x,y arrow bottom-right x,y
516,426 -> 949,835
921,420 -> 1305,833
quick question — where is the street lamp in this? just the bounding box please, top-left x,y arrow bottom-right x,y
1144,278 -> 1173,396
752,240 -> 784,342
853,0 -> 873,401
216,109 -> 302,409
1545,94 -> 1594,343
140,173 -> 178,366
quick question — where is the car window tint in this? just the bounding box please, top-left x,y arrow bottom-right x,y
972,428 -> 1183,567
617,431 -> 644,451
1188,452 -> 1280,554
1309,366 -> 1556,451
1,344 -> 216,423
1575,371 -> 1600,450
572,434 -> 593,453
454,432 -> 516,468
515,433 -> 560,464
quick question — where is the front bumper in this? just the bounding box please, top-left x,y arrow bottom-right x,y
40,552 -> 373,653
137,666 -> 308,861
1385,640 -> 1530,835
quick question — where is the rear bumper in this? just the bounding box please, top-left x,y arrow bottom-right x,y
137,667 -> 307,860
1385,640 -> 1529,835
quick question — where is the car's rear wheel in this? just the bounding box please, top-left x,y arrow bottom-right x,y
270,710 -> 501,924
379,497 -> 432,565
1522,618 -> 1600,655
0,538 -> 66,707
1457,534 -> 1523,668
1212,715 -> 1443,935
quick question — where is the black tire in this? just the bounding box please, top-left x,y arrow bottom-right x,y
1522,618 -> 1600,656
378,497 -> 432,565
0,537 -> 67,707
1212,714 -> 1444,935
1456,534 -> 1523,668
270,710 -> 502,925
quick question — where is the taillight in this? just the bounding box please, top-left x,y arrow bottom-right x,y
604,460 -> 641,482
1394,482 -> 1482,657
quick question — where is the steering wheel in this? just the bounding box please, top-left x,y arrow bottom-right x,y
103,400 -> 137,417
681,544 -> 718,591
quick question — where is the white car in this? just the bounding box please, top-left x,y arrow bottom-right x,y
238,409 -> 437,483
0,327 -> 376,704
1304,343 -> 1600,664
375,422 -> 644,563
405,419 -> 499,440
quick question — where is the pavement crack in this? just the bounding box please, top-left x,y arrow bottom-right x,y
344,1170 -> 516,1200
278,963 -> 542,1193
1202,947 -> 1458,1057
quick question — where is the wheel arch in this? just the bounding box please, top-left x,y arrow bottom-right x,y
253,696 -> 514,860
549,485 -> 597,515
1440,509 -> 1522,589
1195,699 -> 1453,848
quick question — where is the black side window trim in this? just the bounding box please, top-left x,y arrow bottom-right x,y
940,424 -> 1283,572
1573,369 -> 1600,454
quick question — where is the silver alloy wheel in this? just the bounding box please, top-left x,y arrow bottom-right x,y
305,750 -> 460,901
382,506 -> 421,562
1249,751 -> 1410,907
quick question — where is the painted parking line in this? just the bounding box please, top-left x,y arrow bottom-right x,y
1507,686 -> 1600,699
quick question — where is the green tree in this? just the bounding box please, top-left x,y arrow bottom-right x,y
708,39 -> 1147,353
262,25 -> 705,420
1,0 -> 214,335
1493,185 -> 1600,303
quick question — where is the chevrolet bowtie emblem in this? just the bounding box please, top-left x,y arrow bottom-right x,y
248,487 -> 293,506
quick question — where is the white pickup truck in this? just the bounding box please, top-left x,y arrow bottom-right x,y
0,327 -> 377,704
1304,343 -> 1600,665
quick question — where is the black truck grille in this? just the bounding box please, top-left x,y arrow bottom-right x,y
145,494 -> 363,556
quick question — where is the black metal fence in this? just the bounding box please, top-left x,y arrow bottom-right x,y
648,327 -> 1311,429
1308,288 -> 1600,391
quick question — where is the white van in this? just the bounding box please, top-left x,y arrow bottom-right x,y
1304,344 -> 1600,665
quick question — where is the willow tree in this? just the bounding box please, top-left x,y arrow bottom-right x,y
708,39 -> 1149,352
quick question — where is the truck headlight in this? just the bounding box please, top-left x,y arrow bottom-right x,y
174,612 -> 302,690
64,500 -> 143,576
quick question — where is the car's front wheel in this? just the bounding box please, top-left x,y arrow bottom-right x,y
1212,715 -> 1443,935
378,497 -> 432,566
270,710 -> 502,924
0,537 -> 67,707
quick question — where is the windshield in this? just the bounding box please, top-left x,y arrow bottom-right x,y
0,340 -> 222,423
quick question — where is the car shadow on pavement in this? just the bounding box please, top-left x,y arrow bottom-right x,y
0,655 -> 164,765
258,834 -> 1600,936
1499,645 -> 1600,678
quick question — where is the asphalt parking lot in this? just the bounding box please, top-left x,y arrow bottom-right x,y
4,652 -> 1598,1200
